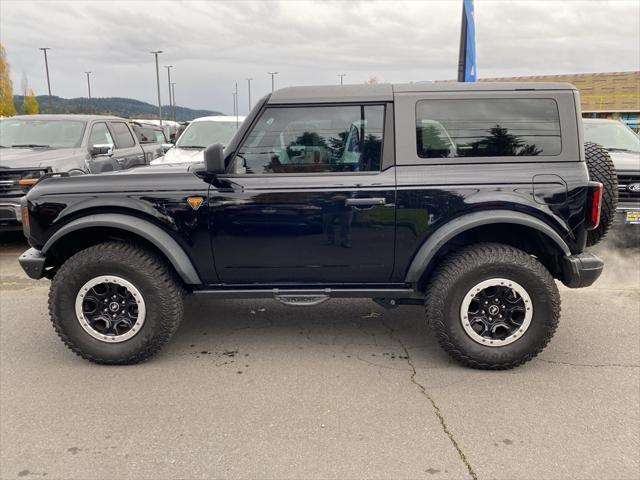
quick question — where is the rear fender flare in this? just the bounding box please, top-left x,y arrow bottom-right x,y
404,210 -> 571,283
42,213 -> 201,285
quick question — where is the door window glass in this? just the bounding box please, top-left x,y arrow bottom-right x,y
236,105 -> 384,173
132,124 -> 154,143
89,122 -> 114,146
416,98 -> 561,158
154,130 -> 166,143
110,122 -> 136,148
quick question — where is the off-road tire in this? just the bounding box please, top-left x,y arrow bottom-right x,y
585,141 -> 618,246
49,241 -> 184,364
425,243 -> 560,370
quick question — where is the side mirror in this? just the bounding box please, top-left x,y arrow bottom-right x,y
90,144 -> 113,157
203,143 -> 226,174
161,143 -> 173,153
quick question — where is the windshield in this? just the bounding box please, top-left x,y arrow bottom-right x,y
176,121 -> 240,148
0,119 -> 86,148
583,121 -> 640,153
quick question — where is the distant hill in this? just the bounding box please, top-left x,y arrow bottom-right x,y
12,95 -> 224,122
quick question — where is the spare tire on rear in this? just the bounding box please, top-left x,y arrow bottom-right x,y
584,141 -> 618,246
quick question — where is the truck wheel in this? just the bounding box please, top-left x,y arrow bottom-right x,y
425,243 -> 560,370
49,242 -> 184,364
585,142 -> 618,246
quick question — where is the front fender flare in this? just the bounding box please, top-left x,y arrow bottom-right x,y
42,213 -> 201,285
404,210 -> 571,283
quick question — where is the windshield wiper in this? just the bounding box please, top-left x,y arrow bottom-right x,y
177,145 -> 206,149
11,144 -> 51,149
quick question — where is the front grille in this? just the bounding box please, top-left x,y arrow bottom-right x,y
0,168 -> 49,198
617,174 -> 640,202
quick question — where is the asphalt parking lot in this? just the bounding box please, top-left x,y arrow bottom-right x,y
0,231 -> 638,480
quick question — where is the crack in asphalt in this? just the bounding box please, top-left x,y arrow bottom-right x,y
380,319 -> 478,480
538,358 -> 640,368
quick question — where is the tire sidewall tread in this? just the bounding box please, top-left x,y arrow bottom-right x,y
584,141 -> 618,246
426,243 -> 561,370
48,241 -> 184,365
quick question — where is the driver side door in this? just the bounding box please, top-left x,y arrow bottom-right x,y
209,103 -> 396,284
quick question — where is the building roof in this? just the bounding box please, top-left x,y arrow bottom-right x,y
479,71 -> 640,113
267,82 -> 576,104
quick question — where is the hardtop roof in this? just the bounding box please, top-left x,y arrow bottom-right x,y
268,82 -> 577,104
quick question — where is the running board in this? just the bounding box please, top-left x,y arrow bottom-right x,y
193,288 -> 417,305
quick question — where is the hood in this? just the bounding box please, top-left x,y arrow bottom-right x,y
608,150 -> 640,173
27,163 -> 198,198
0,147 -> 85,170
151,147 -> 203,165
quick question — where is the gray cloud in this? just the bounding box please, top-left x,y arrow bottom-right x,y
2,0 -> 639,115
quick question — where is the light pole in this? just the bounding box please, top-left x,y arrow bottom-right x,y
164,65 -> 173,120
150,50 -> 163,127
85,71 -> 92,110
234,82 -> 239,127
246,78 -> 252,111
39,47 -> 52,107
338,73 -> 346,85
171,82 -> 176,124
267,71 -> 278,92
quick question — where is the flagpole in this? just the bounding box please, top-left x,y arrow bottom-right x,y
457,1 -> 467,82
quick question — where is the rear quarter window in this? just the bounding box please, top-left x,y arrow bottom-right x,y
110,122 -> 136,148
416,98 -> 562,158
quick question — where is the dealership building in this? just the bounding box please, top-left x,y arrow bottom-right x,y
479,71 -> 640,129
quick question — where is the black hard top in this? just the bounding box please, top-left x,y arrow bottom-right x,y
268,82 -> 576,104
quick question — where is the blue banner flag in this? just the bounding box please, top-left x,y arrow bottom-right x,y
457,0 -> 477,82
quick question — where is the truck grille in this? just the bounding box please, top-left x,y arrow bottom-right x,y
618,174 -> 640,202
0,168 -> 50,198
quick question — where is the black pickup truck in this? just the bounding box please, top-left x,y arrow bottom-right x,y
18,83 -> 616,369
0,114 -> 147,230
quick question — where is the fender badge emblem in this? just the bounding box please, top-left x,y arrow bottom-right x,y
187,197 -> 205,210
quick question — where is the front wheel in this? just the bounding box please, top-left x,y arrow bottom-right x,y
49,242 -> 184,364
425,243 -> 560,369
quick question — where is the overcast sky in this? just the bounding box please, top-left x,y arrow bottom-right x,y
2,0 -> 639,115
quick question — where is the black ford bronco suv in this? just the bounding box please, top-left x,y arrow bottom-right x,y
18,83 -> 617,369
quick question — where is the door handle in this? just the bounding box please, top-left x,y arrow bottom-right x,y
345,197 -> 387,207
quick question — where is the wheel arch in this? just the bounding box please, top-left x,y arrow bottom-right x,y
405,210 -> 571,287
42,213 -> 201,285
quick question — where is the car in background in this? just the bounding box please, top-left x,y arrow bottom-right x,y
151,116 -> 245,165
583,118 -> 640,225
130,121 -> 171,163
0,114 -> 147,231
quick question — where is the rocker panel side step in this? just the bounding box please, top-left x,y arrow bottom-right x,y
193,288 -> 417,303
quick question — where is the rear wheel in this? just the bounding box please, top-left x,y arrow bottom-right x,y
49,242 -> 184,364
425,243 -> 560,369
585,141 -> 618,246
